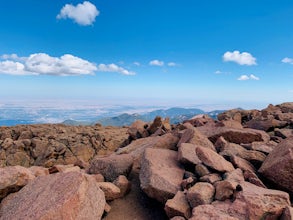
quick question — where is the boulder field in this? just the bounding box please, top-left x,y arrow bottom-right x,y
0,102 -> 292,219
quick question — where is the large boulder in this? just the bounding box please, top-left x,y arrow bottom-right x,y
0,166 -> 35,200
196,146 -> 235,172
234,181 -> 291,219
259,137 -> 293,193
0,172 -> 106,220
197,125 -> 270,144
177,128 -> 215,151
88,154 -> 133,182
139,148 -> 184,203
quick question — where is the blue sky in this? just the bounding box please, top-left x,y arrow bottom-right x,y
0,0 -> 292,108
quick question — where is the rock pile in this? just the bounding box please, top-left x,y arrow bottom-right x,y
0,102 -> 292,219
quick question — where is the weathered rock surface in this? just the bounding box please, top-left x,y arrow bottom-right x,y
259,137 -> 293,193
234,181 -> 291,220
0,166 -> 35,200
196,146 -> 235,172
0,172 -> 106,220
178,143 -> 201,166
186,182 -> 215,208
197,125 -> 270,144
177,128 -> 215,151
139,148 -> 184,203
89,154 -> 133,182
96,182 -> 121,201
281,206 -> 293,220
164,191 -> 191,219
116,133 -> 179,159
0,124 -> 129,168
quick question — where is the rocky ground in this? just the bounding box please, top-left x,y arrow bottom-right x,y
0,102 -> 292,219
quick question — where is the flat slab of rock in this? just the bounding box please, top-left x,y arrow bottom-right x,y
0,172 -> 105,220
259,137 -> 293,193
0,166 -> 35,200
197,125 -> 270,144
196,146 -> 235,172
89,154 -> 133,182
139,148 -> 184,203
178,143 -> 201,166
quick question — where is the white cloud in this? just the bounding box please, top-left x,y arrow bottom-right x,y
133,62 -> 140,66
282,57 -> 293,64
223,50 -> 257,66
0,53 -> 97,76
249,74 -> 260,80
215,70 -> 222,74
237,74 -> 260,81
0,53 -> 136,76
97,63 -> 135,75
57,1 -> 99,26
149,60 -> 164,66
167,62 -> 177,67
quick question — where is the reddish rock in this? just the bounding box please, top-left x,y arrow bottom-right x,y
89,154 -> 133,182
234,181 -> 291,220
181,177 -> 196,190
275,128 -> 293,139
230,155 -> 256,173
195,163 -> 210,177
177,128 -> 215,151
170,216 -> 186,220
92,174 -> 105,182
28,166 -> 49,177
214,180 -> 238,201
215,137 -> 266,164
196,146 -> 235,172
245,118 -> 287,131
164,191 -> 191,219
116,133 -> 179,160
281,206 -> 293,220
243,170 -> 266,188
128,120 -> 149,140
185,114 -> 215,127
49,164 -> 81,174
218,120 -> 243,129
97,182 -> 121,201
178,143 -> 201,166
113,175 -> 131,197
190,204 -> 239,220
0,172 -> 106,219
259,137 -> 293,193
0,166 -> 35,200
148,116 -> 163,134
224,168 -> 245,183
186,182 -> 215,208
139,148 -> 184,203
197,125 -> 270,144
200,173 -> 222,184
241,141 -> 277,154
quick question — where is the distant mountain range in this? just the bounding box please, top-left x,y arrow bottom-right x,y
63,107 -> 225,126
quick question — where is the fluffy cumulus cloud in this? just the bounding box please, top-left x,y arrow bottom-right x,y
57,1 -> 99,26
97,64 -> 135,75
133,62 -> 140,66
237,74 -> 260,81
223,50 -> 257,66
282,57 -> 293,64
0,53 -> 97,76
149,60 -> 164,66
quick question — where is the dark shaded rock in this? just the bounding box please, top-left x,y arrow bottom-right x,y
259,137 -> 293,194
164,191 -> 191,219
